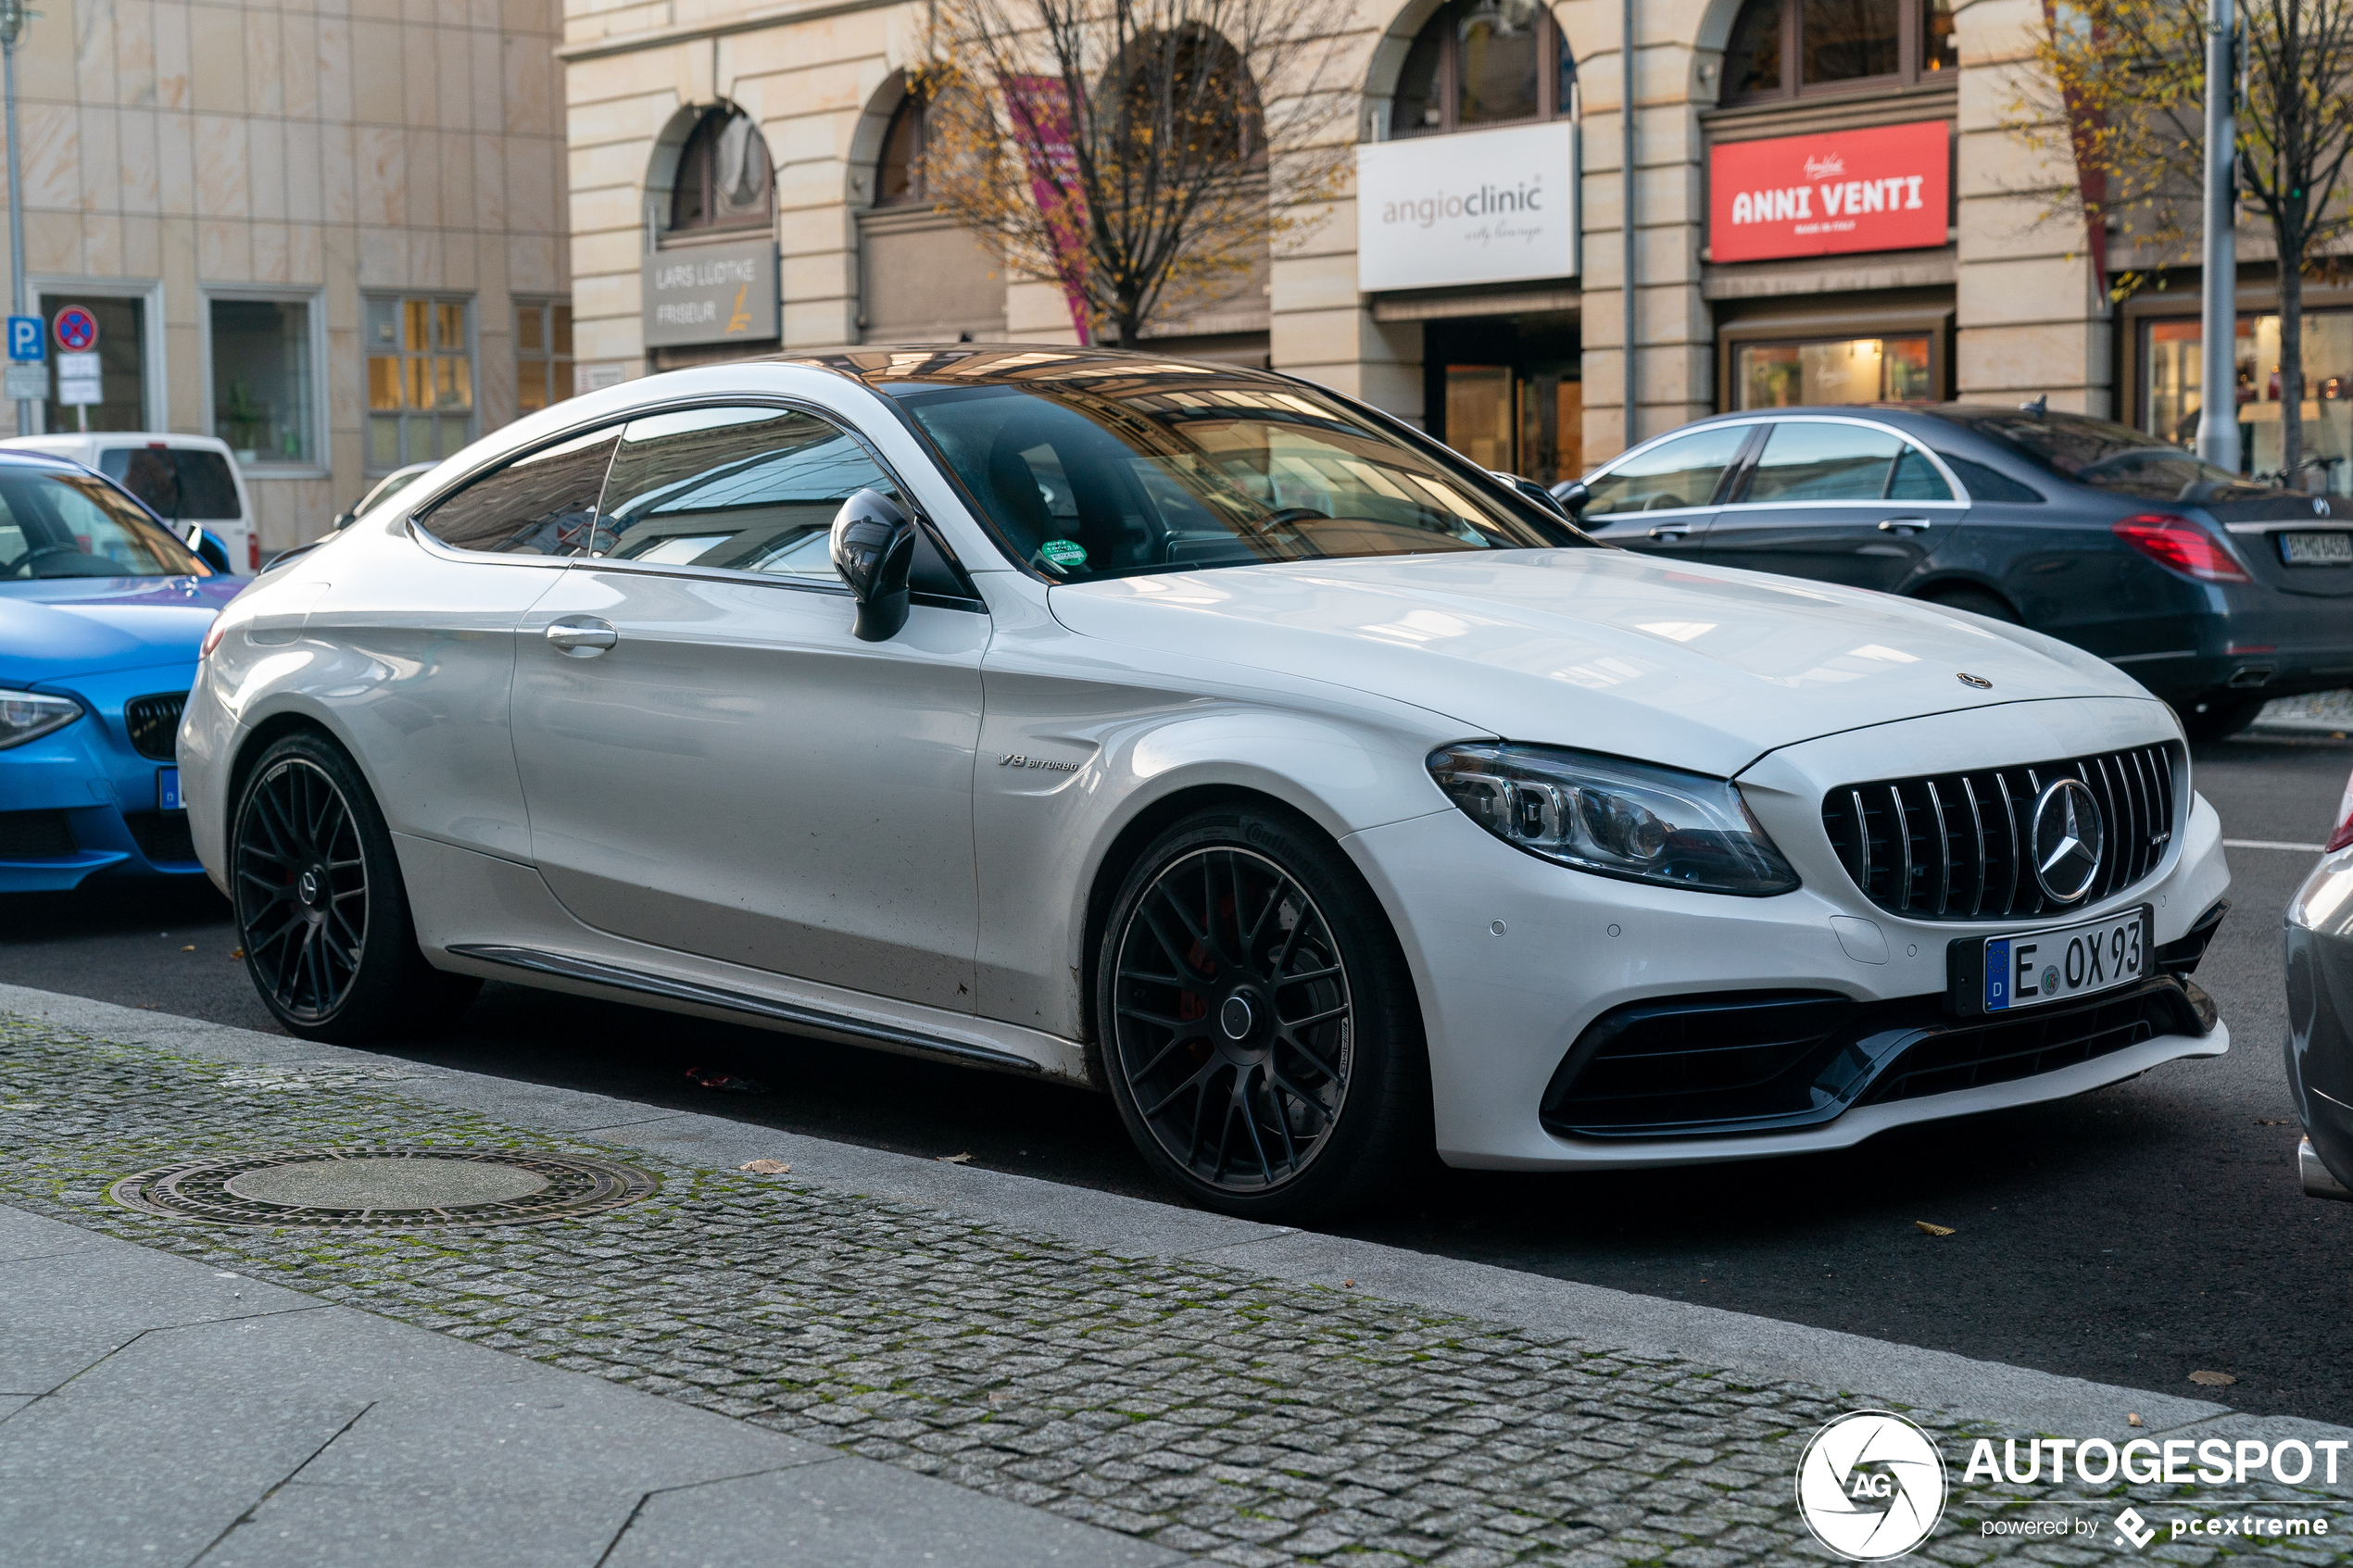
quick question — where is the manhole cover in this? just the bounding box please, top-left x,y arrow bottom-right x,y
109,1148 -> 657,1228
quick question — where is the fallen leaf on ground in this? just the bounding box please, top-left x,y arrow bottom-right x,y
2127,1413 -> 2143,1427
738,1159 -> 790,1174
2256,1118 -> 2296,1126
685,1067 -> 767,1094
1342,1280 -> 1355,1288
2189,1370 -> 2237,1387
1914,1221 -> 1956,1236
179,945 -> 195,952
937,1152 -> 972,1164
230,948 -> 245,960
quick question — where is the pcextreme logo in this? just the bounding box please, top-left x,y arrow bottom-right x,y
1796,1411 -> 1948,1561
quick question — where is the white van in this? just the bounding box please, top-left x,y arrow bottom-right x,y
0,433 -> 258,573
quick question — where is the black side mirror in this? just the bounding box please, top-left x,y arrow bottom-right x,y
830,488 -> 918,643
1550,479 -> 1590,518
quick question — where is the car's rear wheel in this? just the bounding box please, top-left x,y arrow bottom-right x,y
1095,806 -> 1427,1221
2178,693 -> 2268,742
231,733 -> 478,1042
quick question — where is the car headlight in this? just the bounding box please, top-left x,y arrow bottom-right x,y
0,688 -> 82,750
1428,743 -> 1800,896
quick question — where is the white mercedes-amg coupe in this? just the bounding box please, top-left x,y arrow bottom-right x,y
182,347 -> 2234,1219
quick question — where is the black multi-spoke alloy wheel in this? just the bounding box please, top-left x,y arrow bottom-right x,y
1097,808 -> 1427,1221
232,732 -> 478,1042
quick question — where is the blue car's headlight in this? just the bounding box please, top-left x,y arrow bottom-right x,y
0,689 -> 83,750
1428,743 -> 1800,896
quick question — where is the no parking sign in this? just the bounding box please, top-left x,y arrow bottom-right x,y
52,305 -> 97,353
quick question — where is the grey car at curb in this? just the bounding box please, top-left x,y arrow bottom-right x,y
2288,763 -> 2353,1199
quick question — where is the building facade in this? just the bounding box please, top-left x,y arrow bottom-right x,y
559,0 -> 2330,486
1,0 -> 573,551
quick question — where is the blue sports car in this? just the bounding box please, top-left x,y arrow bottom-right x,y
0,450 -> 243,892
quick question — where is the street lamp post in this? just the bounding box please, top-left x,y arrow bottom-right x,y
0,0 -> 29,437
2195,0 -> 2238,472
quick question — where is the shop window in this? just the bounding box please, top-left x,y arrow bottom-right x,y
2142,312 -> 2353,492
1390,0 -> 1575,137
37,295 -> 145,433
671,106 -> 774,232
1126,30 -> 1262,167
516,300 -> 573,416
209,298 -> 316,466
877,92 -> 932,206
1721,0 -> 1955,102
1732,334 -> 1933,408
366,296 -> 474,473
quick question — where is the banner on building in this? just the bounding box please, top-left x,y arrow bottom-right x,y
642,237 -> 779,348
1708,120 -> 1949,264
1354,120 -> 1578,294
1002,73 -> 1093,345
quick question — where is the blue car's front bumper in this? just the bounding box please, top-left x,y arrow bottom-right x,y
2,659 -> 202,892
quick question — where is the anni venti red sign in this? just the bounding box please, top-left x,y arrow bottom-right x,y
1708,120 -> 1949,263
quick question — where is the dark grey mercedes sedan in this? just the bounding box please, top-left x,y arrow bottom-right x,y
1554,405 -> 2353,740
2289,766 -> 2353,1201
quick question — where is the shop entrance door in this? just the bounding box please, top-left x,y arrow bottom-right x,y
1428,316 -> 1581,485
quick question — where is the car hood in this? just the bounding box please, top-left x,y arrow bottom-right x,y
0,575 -> 245,684
1048,548 -> 2156,776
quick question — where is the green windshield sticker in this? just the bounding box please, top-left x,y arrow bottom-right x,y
1040,538 -> 1088,568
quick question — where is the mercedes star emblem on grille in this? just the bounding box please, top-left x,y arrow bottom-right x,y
1957,672 -> 1993,689
2031,778 -> 2106,903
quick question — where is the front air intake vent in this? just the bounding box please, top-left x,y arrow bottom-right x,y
1820,743 -> 2181,922
123,693 -> 186,761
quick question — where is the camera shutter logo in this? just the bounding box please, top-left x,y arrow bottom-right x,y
2029,778 -> 2106,904
1795,1410 -> 1947,1561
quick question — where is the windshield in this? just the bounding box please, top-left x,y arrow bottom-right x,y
97,445 -> 243,521
1931,408 -> 2272,502
0,467 -> 208,579
887,371 -> 1567,579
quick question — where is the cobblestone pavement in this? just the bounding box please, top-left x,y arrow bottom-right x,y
3,1018 -> 2344,1566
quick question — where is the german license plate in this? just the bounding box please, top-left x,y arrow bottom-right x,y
2279,531 -> 2353,566
1982,909 -> 2147,1012
157,767 -> 181,811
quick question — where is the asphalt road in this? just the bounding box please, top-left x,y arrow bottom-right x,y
7,732 -> 2351,1425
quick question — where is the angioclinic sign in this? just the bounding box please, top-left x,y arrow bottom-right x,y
1708,120 -> 1949,264
1355,120 -> 1578,293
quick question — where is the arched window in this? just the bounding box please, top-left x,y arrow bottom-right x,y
1722,0 -> 1957,103
1137,30 -> 1262,167
876,92 -> 930,206
670,106 -> 774,232
1390,0 -> 1574,138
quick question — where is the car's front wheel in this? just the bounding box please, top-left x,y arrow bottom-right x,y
231,732 -> 478,1042
1095,806 -> 1427,1221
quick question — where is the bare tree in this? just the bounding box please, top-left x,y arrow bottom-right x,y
915,0 -> 1354,348
2007,0 -> 2353,481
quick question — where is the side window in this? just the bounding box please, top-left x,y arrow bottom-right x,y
418,426 -> 620,555
1935,453 -> 2045,504
1887,445 -> 1955,501
1582,426 -> 1752,516
1743,422 -> 1905,503
595,404 -> 968,596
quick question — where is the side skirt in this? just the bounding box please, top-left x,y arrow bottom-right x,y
447,943 -> 1043,1075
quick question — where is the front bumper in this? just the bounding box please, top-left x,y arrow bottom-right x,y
1349,697 -> 2233,1169
0,663 -> 203,892
2286,846 -> 2353,1196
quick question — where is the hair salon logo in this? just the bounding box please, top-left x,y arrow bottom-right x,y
1804,152 -> 1847,180
1796,1411 -> 1948,1561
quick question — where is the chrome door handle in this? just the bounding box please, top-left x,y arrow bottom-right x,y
1878,517 -> 1931,533
545,620 -> 618,656
1646,523 -> 1691,540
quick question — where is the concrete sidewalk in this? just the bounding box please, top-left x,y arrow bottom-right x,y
5,983 -> 2350,1565
0,1205 -> 1177,1567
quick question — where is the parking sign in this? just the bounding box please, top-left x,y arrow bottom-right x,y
6,316 -> 41,362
